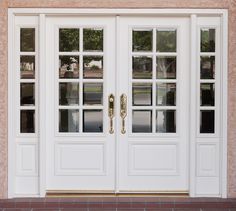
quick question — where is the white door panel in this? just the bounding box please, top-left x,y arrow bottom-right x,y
45,16 -> 116,191
117,17 -> 189,191
45,16 -> 190,192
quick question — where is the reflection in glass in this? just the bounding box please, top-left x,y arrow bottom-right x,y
132,110 -> 152,133
201,28 -> 215,52
200,110 -> 215,133
59,28 -> 80,52
132,83 -> 152,106
83,83 -> 103,105
83,56 -> 103,79
83,28 -> 103,52
156,83 -> 176,106
20,28 -> 35,52
83,110 -> 103,132
200,56 -> 215,79
156,110 -> 176,133
20,83 -> 35,106
20,56 -> 35,79
59,56 -> 79,78
156,30 -> 176,52
133,56 -> 152,79
132,29 -> 153,52
59,109 -> 79,132
156,56 -> 176,79
20,110 -> 35,133
59,83 -> 79,105
200,83 -> 215,106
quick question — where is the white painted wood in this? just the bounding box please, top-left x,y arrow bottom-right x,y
189,14 -> 197,197
39,14 -> 47,197
16,143 -> 38,176
221,10 -> 228,198
194,16 -> 222,197
118,16 -> 189,191
8,9 -> 15,198
197,143 -> 219,177
8,15 -> 39,197
8,9 -> 228,197
9,8 -> 227,15
45,16 -> 116,191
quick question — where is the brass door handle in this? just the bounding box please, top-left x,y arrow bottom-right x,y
120,94 -> 127,134
108,94 -> 115,134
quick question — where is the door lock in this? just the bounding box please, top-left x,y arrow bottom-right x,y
108,94 -> 115,134
120,94 -> 127,134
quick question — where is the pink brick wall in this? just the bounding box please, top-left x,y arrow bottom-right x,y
0,0 -> 236,198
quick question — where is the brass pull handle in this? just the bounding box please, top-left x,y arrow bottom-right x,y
108,94 -> 115,134
120,94 -> 127,134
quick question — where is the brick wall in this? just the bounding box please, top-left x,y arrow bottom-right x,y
1,0 -> 236,198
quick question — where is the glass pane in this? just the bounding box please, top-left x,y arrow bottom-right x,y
59,28 -> 80,52
83,83 -> 103,105
59,56 -> 79,79
20,28 -> 35,52
59,109 -> 79,132
201,28 -> 215,52
156,110 -> 176,133
20,110 -> 35,133
20,83 -> 35,106
59,83 -> 79,105
132,29 -> 153,52
156,56 -> 176,79
83,28 -> 103,52
156,83 -> 176,106
200,56 -> 215,79
83,110 -> 103,132
132,110 -> 152,133
132,83 -> 152,106
156,30 -> 176,52
20,56 -> 35,79
200,83 -> 215,106
133,56 -> 152,79
200,110 -> 215,133
83,56 -> 103,79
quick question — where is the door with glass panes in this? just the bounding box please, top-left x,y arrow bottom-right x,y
45,16 -> 189,192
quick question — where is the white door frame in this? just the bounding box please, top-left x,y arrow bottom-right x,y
8,8 -> 228,198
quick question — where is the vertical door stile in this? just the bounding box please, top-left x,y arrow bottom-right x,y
39,13 -> 46,197
189,14 -> 197,197
115,15 -> 120,193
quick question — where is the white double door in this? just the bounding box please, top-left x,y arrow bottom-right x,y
45,16 -> 189,192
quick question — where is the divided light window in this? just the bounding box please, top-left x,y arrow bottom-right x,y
131,28 -> 177,133
200,28 -> 216,133
58,28 -> 104,133
20,28 -> 36,133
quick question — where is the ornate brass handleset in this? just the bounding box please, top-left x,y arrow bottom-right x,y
108,93 -> 127,134
108,94 -> 115,134
120,94 -> 127,134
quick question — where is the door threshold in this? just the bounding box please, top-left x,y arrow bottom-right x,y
46,191 -> 189,198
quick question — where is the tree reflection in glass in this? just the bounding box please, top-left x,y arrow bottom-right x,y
156,110 -> 176,133
133,56 -> 152,79
59,28 -> 80,52
59,56 -> 79,78
132,29 -> 153,52
200,56 -> 215,79
83,56 -> 103,79
83,28 -> 103,52
157,30 -> 176,52
156,57 -> 176,79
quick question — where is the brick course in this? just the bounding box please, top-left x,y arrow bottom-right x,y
1,0 -> 236,198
